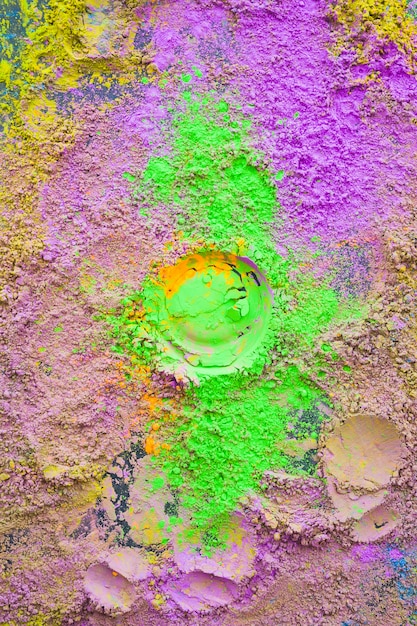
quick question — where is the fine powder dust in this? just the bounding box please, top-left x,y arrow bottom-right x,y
2,1 -> 417,625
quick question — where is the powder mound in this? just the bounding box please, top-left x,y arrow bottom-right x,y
323,414 -> 405,521
141,250 -> 272,379
323,414 -> 404,490
167,571 -> 239,612
84,563 -> 136,614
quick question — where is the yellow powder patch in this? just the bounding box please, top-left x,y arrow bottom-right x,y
0,59 -> 12,87
330,0 -> 417,63
21,95 -> 58,139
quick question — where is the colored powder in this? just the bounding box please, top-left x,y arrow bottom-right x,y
110,249 -> 348,382
0,0 -> 152,291
108,90 -> 364,542
330,0 -> 417,63
135,93 -> 279,264
154,368 -> 323,544
114,250 -> 273,378
0,0 -> 145,122
387,546 -> 417,621
2,0 -> 417,623
3,0 -> 417,622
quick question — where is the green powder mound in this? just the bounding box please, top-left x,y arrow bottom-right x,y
109,249 -> 345,380
112,251 -> 273,378
134,93 -> 279,264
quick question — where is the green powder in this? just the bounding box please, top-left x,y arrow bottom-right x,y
154,367 -> 323,543
108,89 -> 363,545
120,251 -> 273,378
109,252 -> 349,543
109,248 -> 344,381
135,93 -> 279,268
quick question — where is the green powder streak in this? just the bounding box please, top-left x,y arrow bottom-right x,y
109,89 -> 364,545
157,368 -> 322,543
